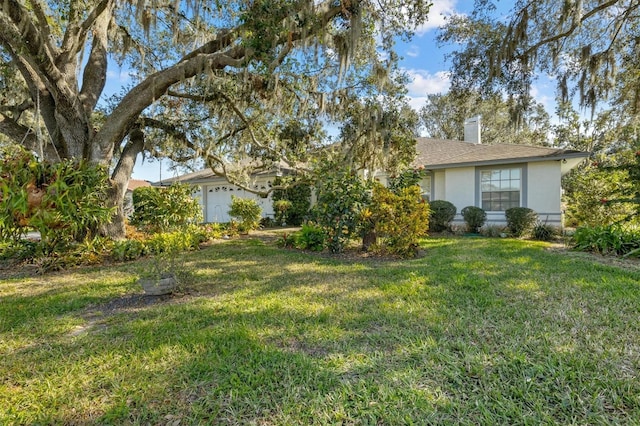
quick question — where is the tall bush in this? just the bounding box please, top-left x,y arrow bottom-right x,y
0,146 -> 113,253
429,200 -> 457,232
461,206 -> 487,233
505,207 -> 538,237
369,184 -> 430,257
131,183 -> 202,232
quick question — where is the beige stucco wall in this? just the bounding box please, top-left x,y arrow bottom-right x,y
442,167 -> 476,213
432,170 -> 446,201
527,161 -> 563,225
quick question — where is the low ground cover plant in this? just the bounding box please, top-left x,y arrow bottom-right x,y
573,224 -> 640,257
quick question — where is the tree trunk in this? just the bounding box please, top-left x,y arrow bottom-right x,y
362,230 -> 377,252
101,128 -> 145,239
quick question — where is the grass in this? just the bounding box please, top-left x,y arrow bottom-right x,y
1,237 -> 640,424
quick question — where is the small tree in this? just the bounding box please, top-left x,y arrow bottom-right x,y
461,206 -> 487,234
314,167 -> 371,253
131,184 -> 203,233
228,196 -> 262,233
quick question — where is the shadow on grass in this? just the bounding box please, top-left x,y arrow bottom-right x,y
2,237 -> 640,424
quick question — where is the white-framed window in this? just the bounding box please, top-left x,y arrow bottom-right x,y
420,174 -> 432,201
480,167 -> 521,211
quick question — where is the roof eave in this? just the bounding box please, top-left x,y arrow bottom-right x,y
422,152 -> 589,170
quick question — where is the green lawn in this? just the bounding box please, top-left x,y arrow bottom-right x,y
2,237 -> 640,424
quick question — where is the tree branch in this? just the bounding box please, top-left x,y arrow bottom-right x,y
0,0 -> 63,84
79,1 -> 114,116
517,0 -> 624,57
60,0 -> 114,62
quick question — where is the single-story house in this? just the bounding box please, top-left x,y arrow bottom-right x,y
160,119 -> 588,227
375,137 -> 588,227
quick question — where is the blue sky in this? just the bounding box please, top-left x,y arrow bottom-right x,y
123,1 -> 556,182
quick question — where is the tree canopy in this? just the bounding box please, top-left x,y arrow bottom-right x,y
439,0 -> 640,122
0,0 -> 433,236
419,90 -> 551,145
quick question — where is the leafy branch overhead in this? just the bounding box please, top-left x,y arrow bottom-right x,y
440,0 -> 640,120
0,0 -> 433,237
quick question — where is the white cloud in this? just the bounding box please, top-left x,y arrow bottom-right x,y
414,0 -> 460,35
406,45 -> 420,58
406,69 -> 450,96
404,69 -> 451,111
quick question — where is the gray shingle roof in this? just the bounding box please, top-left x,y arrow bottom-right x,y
412,138 -> 589,169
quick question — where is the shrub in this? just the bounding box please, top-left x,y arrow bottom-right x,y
112,239 -> 148,262
131,183 -> 202,232
505,207 -> 538,237
429,200 -> 456,232
313,166 -> 371,253
276,232 -> 296,248
461,206 -> 487,233
198,223 -> 225,241
295,223 -> 325,251
369,184 -> 430,257
0,146 -> 113,255
147,230 -> 201,254
228,196 -> 262,233
532,222 -> 558,241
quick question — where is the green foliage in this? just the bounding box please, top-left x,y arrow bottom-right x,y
199,223 -> 225,240
294,223 -> 326,251
131,184 -> 202,233
429,200 -> 457,232
461,206 -> 487,233
313,166 -> 372,253
532,222 -> 558,242
369,184 -> 430,257
111,239 -> 148,262
563,160 -> 636,227
276,232 -> 297,248
505,207 -> 538,237
272,177 -> 312,226
573,225 -> 640,257
272,199 -> 293,226
228,196 -> 262,233
0,146 -> 113,254
387,167 -> 427,193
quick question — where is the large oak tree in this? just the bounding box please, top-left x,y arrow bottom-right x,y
0,0 -> 431,237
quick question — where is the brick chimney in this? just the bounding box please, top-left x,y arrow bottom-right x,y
464,115 -> 481,144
